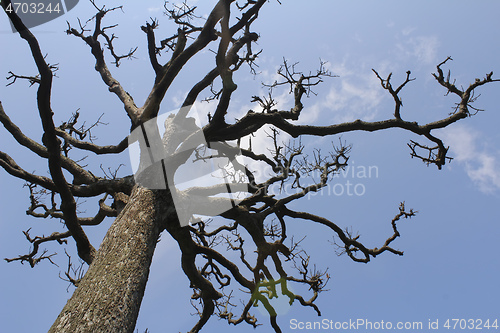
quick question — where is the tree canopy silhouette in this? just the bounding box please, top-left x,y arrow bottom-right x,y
1,1 -> 498,332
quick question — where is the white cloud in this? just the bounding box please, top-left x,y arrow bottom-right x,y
402,27 -> 416,36
411,36 -> 439,64
232,58 -> 387,126
312,62 -> 387,123
396,32 -> 439,66
441,125 -> 500,193
147,7 -> 162,13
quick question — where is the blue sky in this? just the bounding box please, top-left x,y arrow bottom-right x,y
1,1 -> 499,332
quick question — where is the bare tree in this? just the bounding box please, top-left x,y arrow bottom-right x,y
1,1 -> 498,332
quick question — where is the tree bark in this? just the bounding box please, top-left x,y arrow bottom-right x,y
49,186 -> 165,333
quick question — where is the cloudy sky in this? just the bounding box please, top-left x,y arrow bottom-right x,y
1,1 -> 499,332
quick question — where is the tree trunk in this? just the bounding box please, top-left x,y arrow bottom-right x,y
49,186 -> 164,333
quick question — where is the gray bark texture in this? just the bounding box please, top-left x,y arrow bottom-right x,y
49,186 -> 164,333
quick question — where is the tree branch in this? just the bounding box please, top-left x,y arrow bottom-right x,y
3,1 -> 96,264
0,102 -> 97,183
4,229 -> 71,267
66,6 -> 139,124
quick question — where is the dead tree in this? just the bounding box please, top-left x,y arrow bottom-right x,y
1,1 -> 498,332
